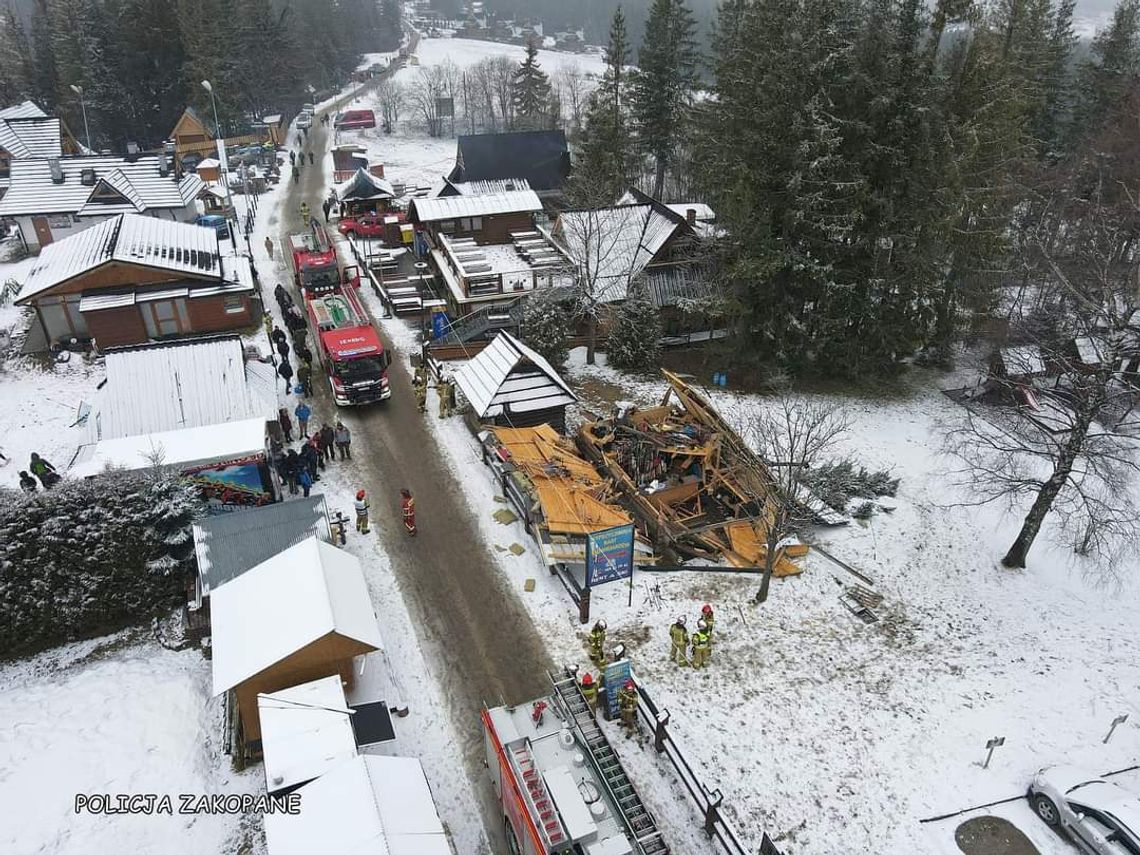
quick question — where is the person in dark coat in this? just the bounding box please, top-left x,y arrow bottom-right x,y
289,150 -> 296,166
291,324 -> 308,349
278,360 -> 294,392
283,449 -> 300,495
19,471 -> 38,494
286,305 -> 306,330
274,283 -> 289,306
276,337 -> 290,362
322,199 -> 331,222
308,433 -> 326,470
299,441 -> 320,482
297,363 -> 312,396
318,423 -> 335,461
308,151 -> 314,165
278,407 -> 294,442
299,346 -> 314,370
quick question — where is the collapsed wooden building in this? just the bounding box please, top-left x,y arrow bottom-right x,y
576,371 -> 811,573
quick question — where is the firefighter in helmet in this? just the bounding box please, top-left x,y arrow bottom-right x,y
691,619 -> 711,669
618,678 -> 638,735
701,603 -> 715,645
588,619 -> 607,666
669,616 -> 689,666
578,671 -> 598,716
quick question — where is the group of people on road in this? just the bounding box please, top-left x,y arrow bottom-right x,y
273,406 -> 353,499
669,603 -> 715,669
412,365 -> 457,418
270,283 -> 313,395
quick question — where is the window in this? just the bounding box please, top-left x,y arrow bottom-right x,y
470,217 -> 482,231
440,220 -> 456,233
223,295 -> 245,315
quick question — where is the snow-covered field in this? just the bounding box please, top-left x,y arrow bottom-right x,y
329,35 -> 606,191
0,632 -> 265,855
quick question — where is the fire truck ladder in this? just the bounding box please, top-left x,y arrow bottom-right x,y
511,742 -> 568,849
550,672 -> 670,855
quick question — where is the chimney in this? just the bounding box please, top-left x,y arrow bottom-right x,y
48,157 -> 64,184
164,140 -> 182,180
125,141 -> 140,163
685,208 -> 697,226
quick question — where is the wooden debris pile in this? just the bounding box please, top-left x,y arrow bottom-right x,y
576,371 -> 807,573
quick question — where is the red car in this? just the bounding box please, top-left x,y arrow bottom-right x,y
337,214 -> 389,239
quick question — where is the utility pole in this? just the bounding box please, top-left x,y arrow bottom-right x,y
69,84 -> 92,151
201,80 -> 237,233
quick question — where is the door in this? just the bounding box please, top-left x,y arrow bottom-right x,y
31,217 -> 53,247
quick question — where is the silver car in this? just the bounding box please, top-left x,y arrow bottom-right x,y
1028,766 -> 1140,854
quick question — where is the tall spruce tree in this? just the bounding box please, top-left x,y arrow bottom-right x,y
573,8 -> 635,203
0,6 -> 35,104
631,0 -> 698,198
1070,0 -> 1140,148
511,38 -> 554,130
30,0 -> 58,108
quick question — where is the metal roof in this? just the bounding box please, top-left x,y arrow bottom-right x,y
264,756 -> 449,855
193,496 -> 328,596
210,537 -> 384,695
0,100 -> 48,121
557,204 -> 683,303
449,130 -> 569,191
454,330 -> 577,419
76,168 -> 147,215
440,177 -> 532,196
336,167 -> 396,202
0,117 -> 63,159
96,335 -> 271,440
410,189 -> 542,223
0,154 -> 203,217
258,676 -> 358,795
17,214 -> 223,302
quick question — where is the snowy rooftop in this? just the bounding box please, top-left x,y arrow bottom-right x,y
0,154 -> 202,217
440,176 -> 532,196
210,537 -> 384,695
0,100 -> 48,121
258,676 -> 359,795
0,116 -> 63,160
193,495 -> 328,596
557,204 -> 683,303
263,755 -> 449,855
96,336 -> 272,440
69,416 -> 268,479
999,344 -> 1047,377
336,167 -> 396,202
664,202 -> 715,222
17,214 -> 223,303
410,189 -> 542,222
454,331 -> 578,418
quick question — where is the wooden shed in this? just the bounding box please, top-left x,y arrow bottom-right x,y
210,537 -> 383,751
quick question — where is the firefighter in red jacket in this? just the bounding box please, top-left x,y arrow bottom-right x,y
400,488 -> 417,536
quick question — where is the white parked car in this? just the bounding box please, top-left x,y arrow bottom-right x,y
1028,766 -> 1140,854
297,111 -> 312,130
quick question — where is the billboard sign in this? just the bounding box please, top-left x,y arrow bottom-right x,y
585,523 -> 635,587
603,659 -> 631,718
435,96 -> 454,119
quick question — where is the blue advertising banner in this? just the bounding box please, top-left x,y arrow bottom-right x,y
585,523 -> 635,587
603,659 -> 632,718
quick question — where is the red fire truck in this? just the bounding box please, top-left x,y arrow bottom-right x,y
482,670 -> 669,855
290,223 -> 391,406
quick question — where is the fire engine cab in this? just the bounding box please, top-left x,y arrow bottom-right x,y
290,222 -> 391,405
482,670 -> 670,855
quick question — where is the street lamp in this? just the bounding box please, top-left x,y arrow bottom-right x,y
69,84 -> 92,152
201,80 -> 236,232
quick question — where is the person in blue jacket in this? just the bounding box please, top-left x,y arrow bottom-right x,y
294,401 -> 312,437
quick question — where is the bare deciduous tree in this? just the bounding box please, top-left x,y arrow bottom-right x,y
554,63 -> 589,134
742,396 -> 850,604
944,172 -> 1140,569
376,79 -> 404,133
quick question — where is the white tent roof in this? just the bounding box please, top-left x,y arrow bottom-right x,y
264,755 -> 449,855
411,189 -> 542,223
95,336 -> 273,440
0,100 -> 48,121
210,537 -> 383,695
453,331 -> 577,419
18,213 -> 223,302
69,416 -> 267,478
259,676 -> 359,794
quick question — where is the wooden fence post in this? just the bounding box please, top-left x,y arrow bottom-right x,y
704,789 -> 723,837
654,710 -> 670,754
578,586 -> 591,624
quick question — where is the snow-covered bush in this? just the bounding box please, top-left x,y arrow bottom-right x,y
520,292 -> 573,369
606,285 -> 662,372
0,470 -> 202,658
